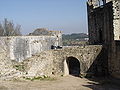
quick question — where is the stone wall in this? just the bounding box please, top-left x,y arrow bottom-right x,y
87,0 -> 120,78
52,46 -> 103,75
22,51 -> 53,77
0,45 -> 12,77
87,1 -> 114,44
113,1 -> 120,40
0,35 -> 62,62
87,0 -> 120,44
0,42 -> 103,79
0,40 -> 20,80
21,45 -> 103,77
108,40 -> 120,78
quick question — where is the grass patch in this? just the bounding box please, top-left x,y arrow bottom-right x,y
13,64 -> 25,72
23,76 -> 56,81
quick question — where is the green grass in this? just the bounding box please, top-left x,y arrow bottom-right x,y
23,76 -> 56,81
13,64 -> 25,72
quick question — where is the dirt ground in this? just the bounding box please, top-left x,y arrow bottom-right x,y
0,75 -> 120,90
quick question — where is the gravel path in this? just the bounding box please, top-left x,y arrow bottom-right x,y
0,75 -> 120,90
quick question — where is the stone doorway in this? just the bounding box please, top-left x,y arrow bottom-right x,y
65,57 -> 80,76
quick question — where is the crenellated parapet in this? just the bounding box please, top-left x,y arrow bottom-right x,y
87,0 -> 113,8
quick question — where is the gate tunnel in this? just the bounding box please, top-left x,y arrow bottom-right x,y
66,57 -> 80,76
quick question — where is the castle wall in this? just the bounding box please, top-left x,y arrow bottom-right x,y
87,0 -> 120,78
0,42 -> 103,78
52,46 -> 103,76
88,1 -> 120,44
21,45 -> 102,77
111,41 -> 120,78
113,1 -> 120,40
0,35 -> 62,62
87,1 -> 114,44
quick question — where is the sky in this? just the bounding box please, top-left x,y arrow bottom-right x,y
0,0 -> 88,35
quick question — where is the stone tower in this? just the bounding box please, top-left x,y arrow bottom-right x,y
87,0 -> 120,78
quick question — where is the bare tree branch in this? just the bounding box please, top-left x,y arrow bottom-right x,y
0,18 -> 22,36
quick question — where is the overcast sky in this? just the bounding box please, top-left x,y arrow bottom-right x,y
0,0 -> 88,34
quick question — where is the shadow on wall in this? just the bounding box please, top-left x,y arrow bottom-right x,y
82,77 -> 120,90
86,47 -> 109,77
64,47 -> 108,78
66,57 -> 80,77
81,47 -> 115,90
78,47 -> 120,90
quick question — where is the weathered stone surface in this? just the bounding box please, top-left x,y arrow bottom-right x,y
0,39 -> 22,80
20,45 -> 102,77
0,34 -> 62,62
0,34 -> 103,79
87,0 -> 120,78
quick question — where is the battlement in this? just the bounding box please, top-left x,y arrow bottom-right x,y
87,0 -> 113,8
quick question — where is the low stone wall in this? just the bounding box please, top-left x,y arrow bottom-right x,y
0,45 -> 103,79
21,45 -> 103,77
52,45 -> 103,76
22,51 -> 53,77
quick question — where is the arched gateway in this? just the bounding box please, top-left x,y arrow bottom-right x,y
64,57 -> 80,76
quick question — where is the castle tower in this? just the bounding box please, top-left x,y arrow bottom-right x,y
88,0 -> 99,7
87,0 -> 120,78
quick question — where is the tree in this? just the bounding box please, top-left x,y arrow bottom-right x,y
0,18 -> 22,36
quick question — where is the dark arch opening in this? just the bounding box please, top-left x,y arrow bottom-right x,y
67,57 -> 80,76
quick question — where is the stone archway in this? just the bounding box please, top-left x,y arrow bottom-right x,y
64,56 -> 80,76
